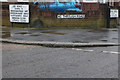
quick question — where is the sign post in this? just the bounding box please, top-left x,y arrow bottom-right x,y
11,22 -> 13,27
110,9 -> 119,27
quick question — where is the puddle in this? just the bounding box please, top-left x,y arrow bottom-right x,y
15,31 -> 30,35
41,31 -> 66,35
1,27 -> 11,38
2,33 -> 11,38
72,40 -> 89,43
30,33 -> 41,36
112,38 -> 118,40
100,39 -> 108,42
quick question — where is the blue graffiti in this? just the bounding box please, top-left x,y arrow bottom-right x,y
34,0 -> 82,13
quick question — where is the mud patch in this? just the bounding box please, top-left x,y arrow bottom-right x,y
41,31 -> 67,35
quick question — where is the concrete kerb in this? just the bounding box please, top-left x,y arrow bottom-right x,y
0,39 -> 120,48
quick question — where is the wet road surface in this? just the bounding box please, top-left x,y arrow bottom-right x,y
2,43 -> 118,78
1,27 -> 118,43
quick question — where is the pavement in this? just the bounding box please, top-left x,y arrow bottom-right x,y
0,38 -> 119,48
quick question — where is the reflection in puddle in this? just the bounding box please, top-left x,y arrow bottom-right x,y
1,27 -> 11,38
30,33 -> 41,36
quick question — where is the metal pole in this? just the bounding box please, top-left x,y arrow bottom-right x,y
12,22 -> 13,27
106,1 -> 110,28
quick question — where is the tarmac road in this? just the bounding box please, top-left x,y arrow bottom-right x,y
2,43 -> 118,78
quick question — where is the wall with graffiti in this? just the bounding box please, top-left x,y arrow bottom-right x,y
30,1 -> 107,29
1,1 -> 119,28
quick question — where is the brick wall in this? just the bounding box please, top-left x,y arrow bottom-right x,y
1,2 -> 118,28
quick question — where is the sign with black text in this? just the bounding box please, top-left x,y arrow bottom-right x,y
17,0 -> 29,2
110,9 -> 119,18
9,4 -> 29,23
57,14 -> 85,19
0,0 -> 8,2
82,0 -> 98,3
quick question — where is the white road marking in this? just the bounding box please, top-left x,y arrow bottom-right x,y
102,51 -> 119,54
102,51 -> 109,53
76,49 -> 83,51
83,50 -> 94,52
72,48 -> 93,52
110,51 -> 119,54
72,48 -> 83,51
72,48 -> 119,54
72,48 -> 75,50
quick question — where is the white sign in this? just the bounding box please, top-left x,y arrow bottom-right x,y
82,0 -> 98,3
17,0 -> 29,2
57,14 -> 85,19
9,4 -> 29,23
99,0 -> 106,3
110,9 -> 119,18
0,0 -> 8,2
